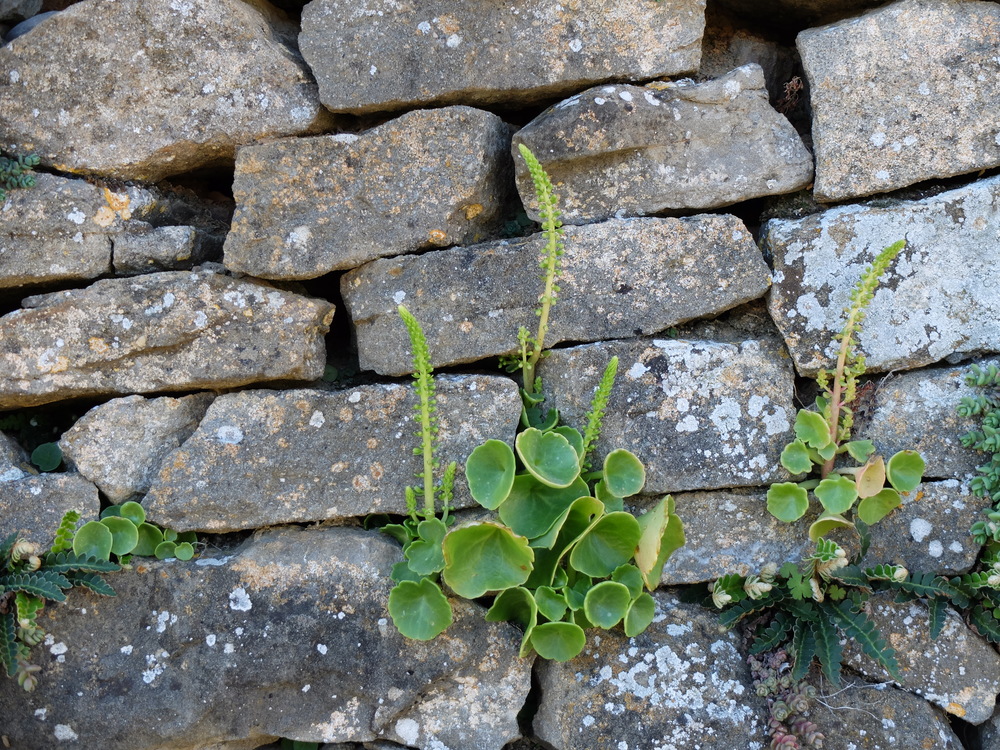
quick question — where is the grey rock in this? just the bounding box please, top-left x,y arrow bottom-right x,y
0,0 -> 331,181
0,429 -> 29,478
534,590 -> 768,749
717,0 -> 884,25
845,594 -> 1000,725
223,107 -> 513,280
0,525 -> 531,749
0,0 -> 41,24
59,392 -> 215,503
0,473 -> 100,548
798,0 -> 1000,201
513,65 -> 814,224
765,174 -> 1000,376
143,376 -> 520,532
538,336 -> 795,494
113,225 -> 213,275
0,270 -> 335,410
700,6 -> 795,100
343,215 -> 771,376
299,0 -> 706,115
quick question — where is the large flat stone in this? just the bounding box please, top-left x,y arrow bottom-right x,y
343,215 -> 771,376
512,65 -> 813,224
299,0 -> 706,114
0,270 -> 335,410
799,0 -> 1000,201
765,175 -> 1000,376
0,526 -> 532,749
0,473 -> 100,548
538,336 -> 795,494
0,0 -> 330,181
143,376 -> 521,532
223,107 -> 512,279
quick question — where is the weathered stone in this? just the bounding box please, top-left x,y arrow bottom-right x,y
717,0 -> 884,25
144,376 -> 520,532
700,5 -> 795,101
343,215 -> 771,376
857,360 -> 997,480
765,175 -> 1000,376
0,428 -> 29,478
539,336 -> 795,494
845,594 -> 1000,724
0,270 -> 335,410
513,65 -> 813,224
534,590 -> 768,749
223,107 -> 513,279
299,0 -> 706,115
0,0 -> 331,181
0,525 -> 531,749
0,473 -> 99,547
59,392 -> 214,503
113,225 -> 213,275
0,0 -> 40,24
798,0 -> 1000,202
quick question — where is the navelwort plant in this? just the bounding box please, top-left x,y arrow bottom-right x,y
384,145 -> 684,661
0,151 -> 39,203
711,240 -> 927,688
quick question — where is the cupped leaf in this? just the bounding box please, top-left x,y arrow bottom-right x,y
553,426 -> 584,460
466,440 -> 517,509
173,542 -> 195,561
624,593 -> 656,637
405,518 -> 447,575
119,501 -> 146,526
154,541 -> 177,560
845,440 -> 876,462
515,428 -> 580,489
569,512 -> 642,579
857,488 -> 902,525
808,514 -> 853,541
442,523 -> 534,598
382,523 -> 415,546
886,450 -> 925,493
612,564 -> 644,599
131,523 -> 163,557
594,480 -> 624,513
635,495 -> 685,590
795,410 -> 832,449
388,578 -> 453,641
584,581 -> 632,629
72,521 -> 113,561
31,442 -> 62,472
534,586 -> 568,622
499,476 -> 589,540
162,529 -> 178,543
486,586 -> 538,657
529,621 -> 586,662
100,517 -> 139,556
176,531 -> 198,545
856,456 -> 886,499
391,560 -> 423,584
766,483 -> 809,523
780,439 -> 814,475
603,449 -> 645,498
100,505 -> 122,519
814,476 -> 858,515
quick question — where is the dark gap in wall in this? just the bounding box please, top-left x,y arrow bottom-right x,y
515,661 -> 544,741
160,162 -> 237,207
0,397 -> 101,457
950,712 -> 982,750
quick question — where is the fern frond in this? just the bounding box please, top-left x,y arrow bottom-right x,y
790,615 -> 817,681
0,611 -> 18,677
581,356 -> 618,471
927,598 -> 947,640
42,551 -> 120,574
749,611 -> 792,654
824,599 -> 900,681
65,572 -> 117,597
0,531 -> 17,564
809,610 -> 844,686
970,605 -> 1000,643
49,510 -> 81,554
14,592 -> 43,629
718,589 -> 783,627
827,564 -> 871,591
0,572 -> 71,602
881,571 -> 959,600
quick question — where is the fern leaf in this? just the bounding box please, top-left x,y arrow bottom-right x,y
749,612 -> 791,654
718,589 -> 783,628
853,518 -> 872,564
14,592 -> 43,627
42,550 -> 121,574
790,615 -> 817,682
49,510 -> 81,554
809,609 -> 844,686
970,605 -> 1000,643
824,599 -> 900,681
0,572 -> 71,601
927,597 -> 947,640
828,564 -> 871,590
66,572 -> 117,597
0,531 -> 17,563
0,611 -> 18,677
882,571 -> 959,600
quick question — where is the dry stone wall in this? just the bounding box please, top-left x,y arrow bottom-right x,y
1,1 -> 999,749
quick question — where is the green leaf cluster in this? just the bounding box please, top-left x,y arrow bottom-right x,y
0,152 -> 39,203
958,364 -> 1000,543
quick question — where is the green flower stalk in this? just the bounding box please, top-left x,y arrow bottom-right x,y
398,304 -> 439,520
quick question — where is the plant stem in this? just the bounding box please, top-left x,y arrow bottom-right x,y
822,313 -> 859,478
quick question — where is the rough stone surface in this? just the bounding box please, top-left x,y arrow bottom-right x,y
765,175 -> 1000,376
539,336 -> 795,494
343,215 -> 771,376
143,376 -> 520,532
717,0 -> 884,25
857,360 -> 997,480
299,0 -> 706,114
534,590 -> 768,749
845,594 -> 1000,725
223,107 -> 513,279
865,480 -> 988,576
700,6 -> 795,101
799,0 -> 1000,202
0,0 -> 40,23
113,225 -> 213,275
513,65 -> 814,224
0,428 -> 28,477
0,270 -> 335,410
0,0 -> 331,181
59,392 -> 215,503
0,473 -> 100,547
0,526 -> 532,749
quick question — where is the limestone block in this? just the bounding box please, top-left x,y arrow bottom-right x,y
0,473 -> 100,548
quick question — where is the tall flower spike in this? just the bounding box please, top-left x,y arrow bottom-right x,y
398,304 -> 439,519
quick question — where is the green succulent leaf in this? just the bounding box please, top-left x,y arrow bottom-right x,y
766,483 -> 809,523
30,442 -> 62,472
624,593 -> 656,637
162,529 -> 178,543
381,523 -> 415,547
583,581 -> 632,629
403,518 -> 448,576
635,495 -> 684,590
100,505 -> 122,519
602,449 -> 645,498
390,560 -> 423,584
534,586 -> 568,622
499,475 -> 589,540
808,513 -> 853,541
388,578 -> 453,641
72,521 -> 114,561
154,541 -> 177,560
569,512 -> 642,579
855,456 -> 886,499
487,586 -> 538,657
593,480 -> 624,513
845,440 -> 877,462
118,501 -> 146,526
466,440 -> 517,509
886,450 -> 925,492
553,426 -> 584,459
780,439 -> 814,475
132,524 -> 164,557
795,410 -> 832,449
814,476 -> 859,515
856,488 -> 902,525
442,523 -> 534,598
173,542 -> 195,561
516,428 -> 580,489
100,517 -> 139,557
528,621 -> 586,662
611,564 -> 644,599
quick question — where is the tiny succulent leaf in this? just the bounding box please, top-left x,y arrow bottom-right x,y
814,476 -> 859,515
602,449 -> 645,498
886,450 -> 925,492
569,512 -> 641,579
583,581 -> 632,629
624,593 -> 656,637
30,442 -> 62,472
856,488 -> 902,525
442,523 -> 534,598
855,456 -> 886,499
780,440 -> 814,475
795,410 -> 832,449
466,440 -> 517,509
845,440 -> 877,462
766,483 -> 810,523
100,517 -> 139,557
388,578 -> 453,641
515,428 -> 581,489
154,541 -> 177,560
119,501 -> 146,526
534,586 -> 568,622
808,513 -> 853,541
72,521 -> 113,561
528,621 -> 586,662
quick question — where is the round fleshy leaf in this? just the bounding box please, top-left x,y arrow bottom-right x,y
515,427 -> 580,489
442,523 -> 534,599
612,564 -> 644,599
855,456 -> 886,499
405,540 -> 445,576
132,523 -> 163,557
886,450 -> 925,493
499,475 -> 589,540
72,521 -> 113,561
529,621 -> 586,662
391,560 -> 423,584
624,593 -> 656,637
583,581 -> 631,629
466,440 -> 517,509
603,449 -> 645,498
119,501 -> 146,526
845,440 -> 876,463
30,442 -> 62,472
766,483 -> 809,523
534,587 -> 568,622
794,410 -> 832,449
173,542 -> 195,561
857,488 -> 902,525
486,586 -> 538,657
808,514 -> 853,541
814,476 -> 858,515
176,531 -> 198,545
568,512 -> 641,579
100,505 -> 122,519
154,541 -> 177,560
388,578 -> 453,641
780,440 -> 813,475
594,480 -> 624,513
553,426 -> 584,459
162,528 -> 178,543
